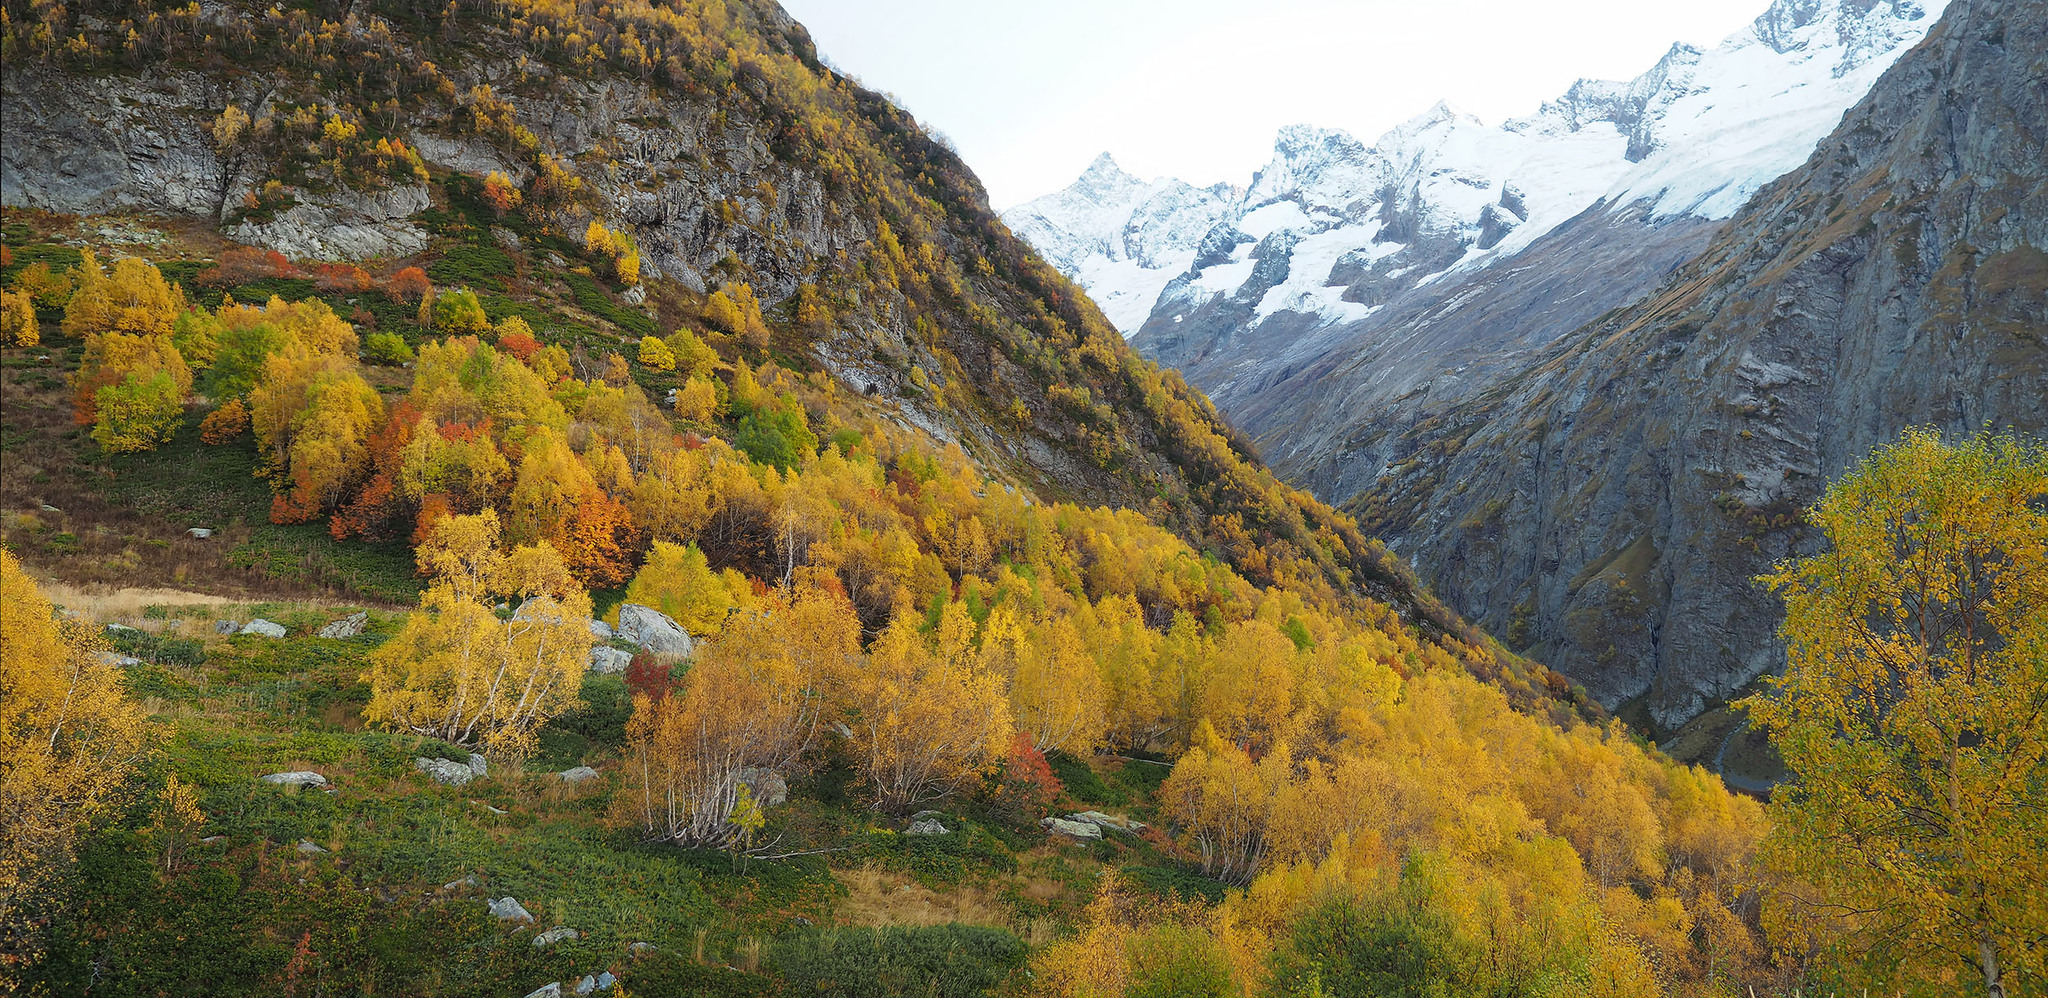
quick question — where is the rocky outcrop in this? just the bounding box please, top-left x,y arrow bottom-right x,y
416,754 -> 488,787
315,612 -> 368,639
260,771 -> 328,789
614,604 -> 694,658
490,897 -> 535,922
588,646 -> 634,674
238,619 -> 286,638
1350,0 -> 2047,728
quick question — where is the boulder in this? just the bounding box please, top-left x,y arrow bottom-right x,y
735,768 -> 787,807
187,527 -> 214,539
524,984 -> 563,998
614,604 -> 694,657
95,651 -> 143,667
296,839 -> 329,855
215,619 -> 241,635
1069,811 -> 1145,835
575,971 -> 617,994
440,873 -> 481,894
532,926 -> 580,947
416,756 -> 476,787
589,619 -> 615,641
559,766 -> 601,784
239,619 -> 287,638
260,771 -> 328,789
906,818 -> 948,836
588,646 -> 634,674
106,622 -> 140,633
468,754 -> 488,777
1040,816 -> 1102,840
628,942 -> 658,956
489,897 -> 534,922
315,611 -> 368,639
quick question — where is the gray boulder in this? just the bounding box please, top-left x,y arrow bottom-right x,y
575,971 -> 617,994
440,873 -> 480,894
106,622 -> 140,634
186,527 -> 214,539
239,619 -> 287,638
736,768 -> 788,807
588,646 -> 634,674
316,611 -> 368,639
523,985 -> 563,998
1040,816 -> 1102,840
589,619 -> 615,641
1069,811 -> 1146,835
296,839 -> 329,855
260,771 -> 327,789
489,897 -> 534,922
415,757 -> 476,787
532,926 -> 580,947
215,619 -> 241,635
615,604 -> 694,657
559,766 -> 601,784
906,818 -> 948,836
468,754 -> 488,777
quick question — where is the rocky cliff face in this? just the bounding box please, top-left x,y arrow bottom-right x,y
1349,0 -> 2046,727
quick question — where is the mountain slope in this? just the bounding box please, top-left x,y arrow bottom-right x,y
1349,0 -> 2047,727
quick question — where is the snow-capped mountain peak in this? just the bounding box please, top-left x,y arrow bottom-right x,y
1004,0 -> 1946,337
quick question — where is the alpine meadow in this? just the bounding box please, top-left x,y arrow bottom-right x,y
0,0 -> 2042,996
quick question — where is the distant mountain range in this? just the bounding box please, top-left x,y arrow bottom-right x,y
1006,0 -> 2048,728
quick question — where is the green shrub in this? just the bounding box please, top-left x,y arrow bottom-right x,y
1044,750 -> 1127,807
364,330 -> 414,364
620,952 -> 775,998
768,924 -> 1026,998
110,628 -> 208,667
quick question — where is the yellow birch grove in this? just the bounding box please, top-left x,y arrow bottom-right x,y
1744,429 -> 2048,997
0,550 -> 147,960
361,509 -> 593,759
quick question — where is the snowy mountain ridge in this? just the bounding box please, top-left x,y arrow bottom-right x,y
1005,0 -> 1946,337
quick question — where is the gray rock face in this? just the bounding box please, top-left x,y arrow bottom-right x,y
559,766 -> 601,784
315,612 -> 368,639
415,757 -> 476,787
532,926 -> 580,947
186,527 -> 214,539
588,646 -> 634,674
589,619 -> 615,641
1039,816 -> 1103,840
215,620 -> 241,635
1351,0 -> 2048,729
490,897 -> 534,922
523,985 -> 564,998
906,818 -> 948,836
468,754 -> 489,778
260,771 -> 327,789
614,604 -> 694,658
574,971 -> 617,994
239,619 -> 287,638
735,768 -> 788,807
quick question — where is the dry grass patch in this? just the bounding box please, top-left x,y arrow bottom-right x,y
834,865 -> 1011,930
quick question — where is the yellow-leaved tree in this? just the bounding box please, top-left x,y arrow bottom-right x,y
361,509 -> 594,760
0,549 -> 147,961
830,616 -> 1012,815
620,580 -> 859,848
1744,429 -> 2048,997
616,541 -> 752,636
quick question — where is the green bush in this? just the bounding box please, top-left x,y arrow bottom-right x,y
110,628 -> 208,667
768,924 -> 1026,998
621,952 -> 775,998
364,330 -> 415,364
1044,750 -> 1128,807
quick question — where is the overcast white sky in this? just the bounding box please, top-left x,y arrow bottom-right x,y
779,0 -> 1771,208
